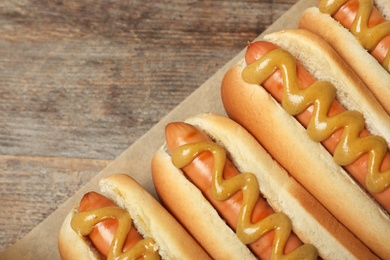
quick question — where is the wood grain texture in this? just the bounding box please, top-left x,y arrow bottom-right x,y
0,0 -> 298,252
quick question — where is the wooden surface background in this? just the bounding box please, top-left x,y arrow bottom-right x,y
0,0 -> 298,252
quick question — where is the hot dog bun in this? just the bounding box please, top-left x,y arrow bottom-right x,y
299,5 -> 390,114
58,174 -> 210,260
152,113 -> 377,259
221,29 -> 390,259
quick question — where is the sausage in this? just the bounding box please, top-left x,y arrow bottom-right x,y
244,40 -> 390,212
78,191 -> 143,257
165,121 -> 306,259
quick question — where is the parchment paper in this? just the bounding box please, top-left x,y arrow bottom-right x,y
0,0 -> 316,258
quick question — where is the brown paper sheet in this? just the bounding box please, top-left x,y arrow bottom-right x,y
0,0 -> 315,258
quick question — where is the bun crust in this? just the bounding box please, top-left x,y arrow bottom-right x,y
299,7 -> 390,115
58,174 -> 210,260
221,29 -> 390,259
152,113 -> 378,259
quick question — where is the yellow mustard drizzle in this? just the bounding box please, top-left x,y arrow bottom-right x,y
242,48 -> 390,193
71,206 -> 160,260
319,0 -> 390,72
172,141 -> 318,259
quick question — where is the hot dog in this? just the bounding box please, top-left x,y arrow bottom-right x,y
58,174 -> 210,259
151,113 -> 378,259
220,29 -> 390,258
299,0 -> 390,114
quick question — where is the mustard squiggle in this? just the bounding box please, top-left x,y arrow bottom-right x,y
172,141 -> 317,259
319,0 -> 390,71
71,206 -> 159,260
242,48 -> 390,192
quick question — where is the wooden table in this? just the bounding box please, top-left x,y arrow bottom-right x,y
0,0 -> 298,252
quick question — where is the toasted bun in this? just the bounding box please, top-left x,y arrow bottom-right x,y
299,7 -> 390,115
152,113 -> 378,259
58,174 -> 210,260
221,29 -> 390,259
